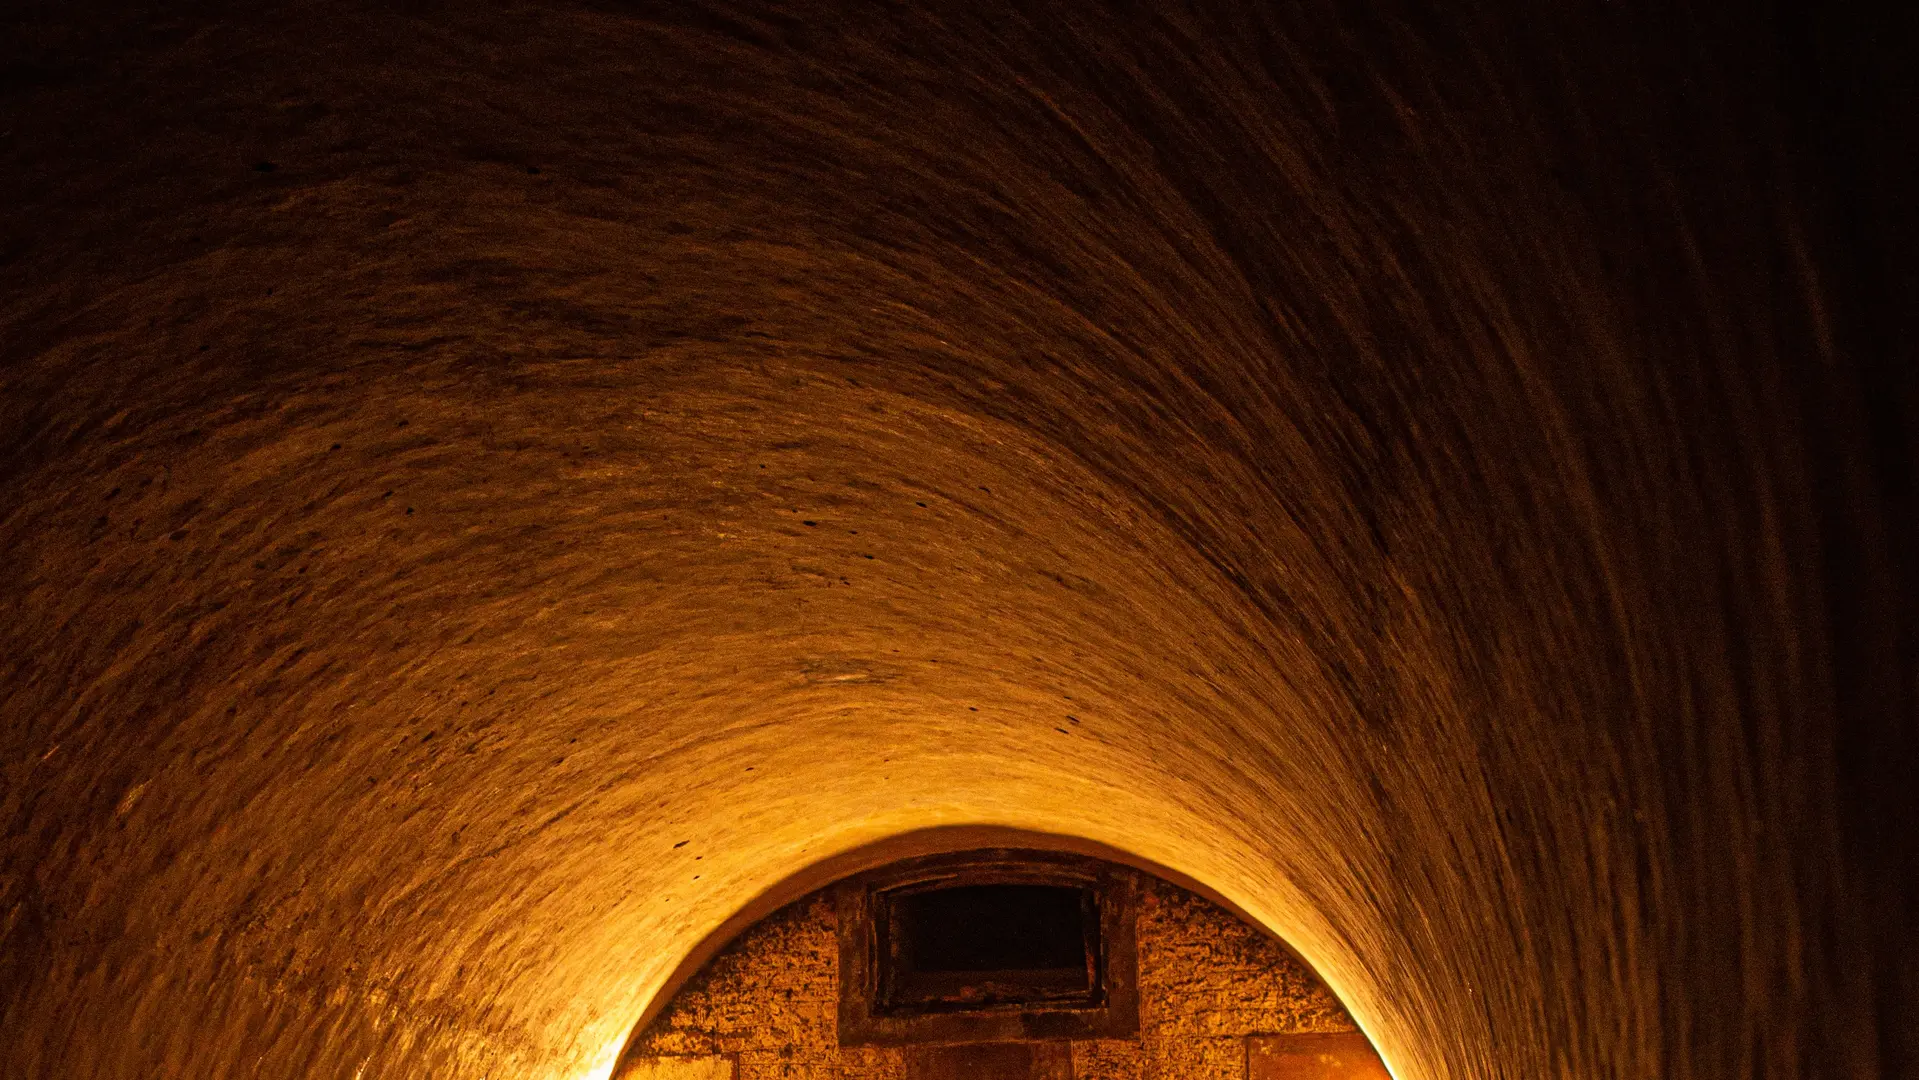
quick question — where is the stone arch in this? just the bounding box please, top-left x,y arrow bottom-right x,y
615,828 -> 1387,1080
0,3 -> 1906,1080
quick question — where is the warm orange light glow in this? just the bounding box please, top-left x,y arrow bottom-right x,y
0,2 -> 1902,1079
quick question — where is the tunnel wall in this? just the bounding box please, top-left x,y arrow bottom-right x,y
0,2 -> 1911,1080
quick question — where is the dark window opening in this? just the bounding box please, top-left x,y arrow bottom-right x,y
877,882 -> 1100,1013
836,849 -> 1139,1044
897,885 -> 1088,971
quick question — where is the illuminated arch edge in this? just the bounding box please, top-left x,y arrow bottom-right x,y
609,824 -> 1364,1076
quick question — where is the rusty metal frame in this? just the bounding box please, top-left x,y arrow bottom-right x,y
835,848 -> 1139,1046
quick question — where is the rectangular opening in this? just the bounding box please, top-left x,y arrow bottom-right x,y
877,882 -> 1100,1013
899,885 -> 1088,971
835,850 -> 1139,1045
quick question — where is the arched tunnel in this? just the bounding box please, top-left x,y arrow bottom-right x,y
1,2 -> 1911,1078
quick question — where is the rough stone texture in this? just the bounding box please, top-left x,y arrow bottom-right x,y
627,878 -> 1355,1079
1,3 -> 1910,1080
633,895 -> 867,1078
1135,880 -> 1353,1040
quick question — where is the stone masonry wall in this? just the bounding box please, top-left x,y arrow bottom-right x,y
625,876 -> 1357,1080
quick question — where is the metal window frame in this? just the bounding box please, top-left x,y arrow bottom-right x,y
835,848 -> 1140,1047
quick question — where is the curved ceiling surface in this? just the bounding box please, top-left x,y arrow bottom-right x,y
0,4 -> 1908,1080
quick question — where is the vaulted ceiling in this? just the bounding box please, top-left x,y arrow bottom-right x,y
0,3 -> 1908,1079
